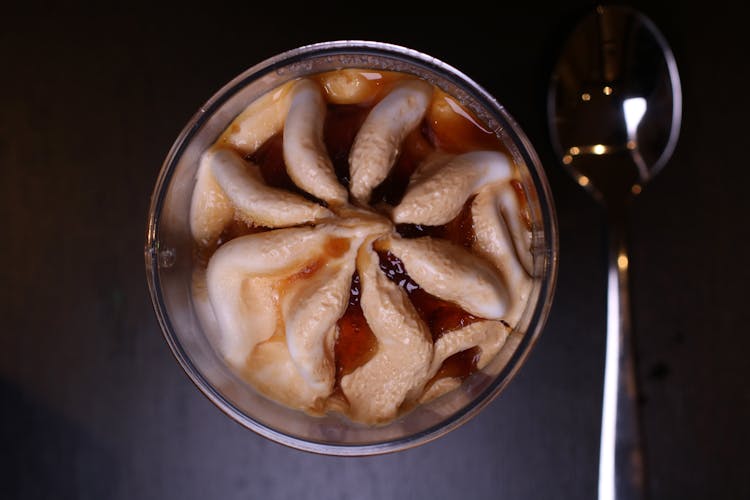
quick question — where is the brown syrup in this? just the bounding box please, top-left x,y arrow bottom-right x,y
370,125 -> 435,206
313,69 -> 408,108
194,218 -> 267,266
423,346 -> 482,394
437,347 -> 481,381
510,179 -> 532,230
376,250 -> 480,342
320,70 -> 414,190
246,132 -> 326,206
396,195 -> 477,249
323,237 -> 350,259
367,86 -> 512,207
324,104 -> 372,187
219,218 -> 266,244
282,259 -> 323,287
335,272 -> 378,381
425,89 -> 509,155
279,237 -> 350,295
246,133 -> 295,192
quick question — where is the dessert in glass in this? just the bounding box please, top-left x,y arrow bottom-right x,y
146,41 -> 557,454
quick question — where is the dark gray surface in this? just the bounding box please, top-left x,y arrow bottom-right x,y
2,5 -> 749,499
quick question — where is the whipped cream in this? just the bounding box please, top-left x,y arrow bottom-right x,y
190,70 -> 536,424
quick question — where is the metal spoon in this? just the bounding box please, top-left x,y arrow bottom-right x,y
548,6 -> 681,499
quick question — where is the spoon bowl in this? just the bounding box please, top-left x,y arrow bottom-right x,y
548,6 -> 681,499
549,5 -> 681,206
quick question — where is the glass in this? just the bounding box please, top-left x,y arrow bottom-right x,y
145,41 -> 558,455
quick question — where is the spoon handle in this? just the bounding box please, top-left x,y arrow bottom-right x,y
599,215 -> 646,500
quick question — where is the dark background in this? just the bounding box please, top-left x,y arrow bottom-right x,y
2,4 -> 749,499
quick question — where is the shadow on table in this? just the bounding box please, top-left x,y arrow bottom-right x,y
0,378 -> 118,500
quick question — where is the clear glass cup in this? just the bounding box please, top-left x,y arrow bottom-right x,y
145,41 -> 558,455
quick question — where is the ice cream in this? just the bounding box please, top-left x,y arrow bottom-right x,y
189,69 -> 536,425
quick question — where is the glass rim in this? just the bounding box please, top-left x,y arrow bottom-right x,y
145,40 -> 559,456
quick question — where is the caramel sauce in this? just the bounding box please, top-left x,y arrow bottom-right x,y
424,346 -> 481,393
219,218 -> 266,243
246,133 -> 293,191
324,102 -> 436,206
396,195 -> 477,249
324,104 -> 371,187
376,250 -> 480,341
442,195 -> 477,248
370,125 -> 435,206
314,69 -> 409,107
194,218 -> 267,266
335,272 -> 378,380
321,70 -> 415,191
436,347 -> 481,381
426,89 -> 508,154
246,132 -> 322,206
283,259 -> 323,286
324,237 -> 350,259
510,179 -> 532,230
